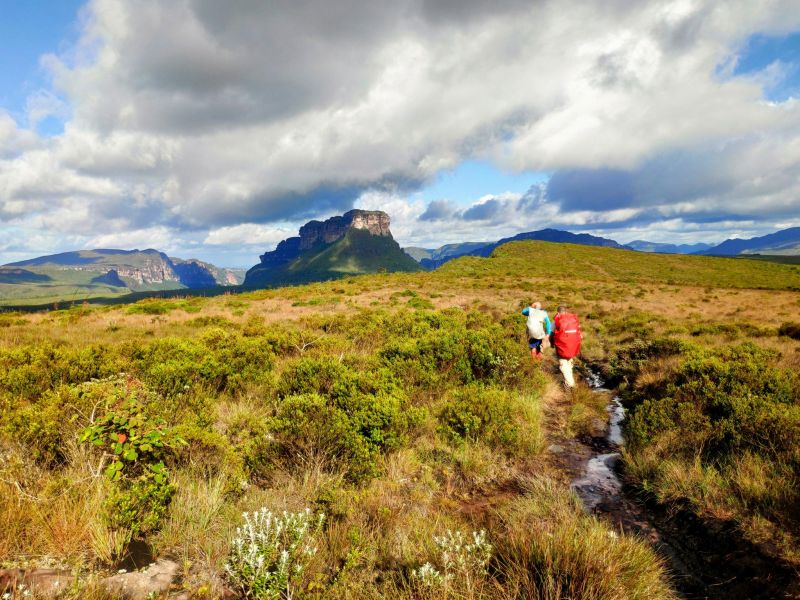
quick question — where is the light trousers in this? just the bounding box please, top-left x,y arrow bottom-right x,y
559,358 -> 575,388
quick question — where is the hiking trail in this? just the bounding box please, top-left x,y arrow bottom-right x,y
546,363 -> 800,600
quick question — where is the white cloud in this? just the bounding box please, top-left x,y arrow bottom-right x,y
204,224 -> 294,246
2,0 -> 800,264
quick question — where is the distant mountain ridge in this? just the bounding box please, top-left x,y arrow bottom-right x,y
625,240 -> 713,254
698,227 -> 800,256
0,249 -> 245,305
410,229 -> 624,269
244,209 -> 421,287
6,248 -> 243,290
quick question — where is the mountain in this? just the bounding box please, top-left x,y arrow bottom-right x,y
244,209 -> 422,287
1,249 -> 244,305
410,229 -> 624,269
625,240 -> 713,254
6,249 -> 243,290
404,242 -> 491,266
699,227 -> 800,256
172,258 -> 244,287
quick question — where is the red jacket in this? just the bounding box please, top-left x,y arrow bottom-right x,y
553,312 -> 582,359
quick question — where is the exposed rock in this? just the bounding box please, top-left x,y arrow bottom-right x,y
101,559 -> 180,600
255,236 -> 302,272
0,568 -> 73,597
91,269 -> 128,287
298,209 -> 391,250
172,260 -> 217,288
251,210 -> 393,271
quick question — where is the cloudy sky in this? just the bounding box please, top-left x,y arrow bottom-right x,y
1,0 -> 800,267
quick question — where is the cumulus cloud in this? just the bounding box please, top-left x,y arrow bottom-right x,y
204,224 -> 294,246
2,0 -> 800,263
419,199 -> 459,221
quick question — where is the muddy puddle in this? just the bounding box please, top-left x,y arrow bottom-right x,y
569,369 -> 800,600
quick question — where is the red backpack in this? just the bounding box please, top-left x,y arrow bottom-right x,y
554,312 -> 582,359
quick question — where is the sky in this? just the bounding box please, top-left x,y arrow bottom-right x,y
1,1 -> 800,267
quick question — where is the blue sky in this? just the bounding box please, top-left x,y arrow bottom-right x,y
1,1 -> 800,267
417,161 -> 549,207
0,1 -> 83,133
732,31 -> 800,101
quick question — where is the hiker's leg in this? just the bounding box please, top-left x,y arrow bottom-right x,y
559,358 -> 575,387
530,339 -> 542,362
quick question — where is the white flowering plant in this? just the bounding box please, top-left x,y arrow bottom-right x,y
225,507 -> 325,600
412,529 -> 493,597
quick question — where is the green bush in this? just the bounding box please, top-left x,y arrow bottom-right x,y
128,331 -> 274,396
439,384 -> 522,450
127,300 -> 174,315
81,381 -> 184,547
408,296 -> 434,310
0,343 -> 117,399
270,389 -> 418,483
627,343 -> 800,461
1,386 -> 77,466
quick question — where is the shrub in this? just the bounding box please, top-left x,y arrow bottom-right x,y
127,300 -> 174,315
129,332 -> 274,396
0,343 -> 117,399
270,391 -> 416,483
225,507 -> 324,600
1,386 -> 78,466
439,385 -> 521,449
627,343 -> 800,460
779,322 -> 800,340
408,296 -> 434,310
81,382 -> 184,552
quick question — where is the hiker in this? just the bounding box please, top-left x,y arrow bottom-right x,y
552,305 -> 582,388
522,301 -> 551,361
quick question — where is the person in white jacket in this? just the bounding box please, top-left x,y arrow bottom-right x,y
521,301 -> 552,362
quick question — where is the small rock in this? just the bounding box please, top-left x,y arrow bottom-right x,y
590,418 -> 606,435
101,558 -> 179,600
0,568 -> 73,598
547,444 -> 565,454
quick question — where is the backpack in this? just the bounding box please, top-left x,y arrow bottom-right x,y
526,308 -> 547,340
554,312 -> 581,359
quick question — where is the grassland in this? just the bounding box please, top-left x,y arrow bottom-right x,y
1,241 -> 799,598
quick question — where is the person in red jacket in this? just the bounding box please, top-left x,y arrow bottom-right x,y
552,305 -> 582,388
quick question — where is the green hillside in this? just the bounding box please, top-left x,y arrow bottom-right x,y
246,228 -> 422,287
440,240 -> 800,289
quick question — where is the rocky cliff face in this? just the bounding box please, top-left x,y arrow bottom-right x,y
298,210 -> 391,250
245,209 -> 418,287
113,252 -> 181,285
255,210 -> 393,269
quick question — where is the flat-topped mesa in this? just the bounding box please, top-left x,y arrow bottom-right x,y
298,210 -> 391,250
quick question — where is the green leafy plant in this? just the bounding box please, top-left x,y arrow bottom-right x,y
81,385 -> 184,546
81,395 -> 178,482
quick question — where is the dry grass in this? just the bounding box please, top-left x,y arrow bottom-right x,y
495,477 -> 677,600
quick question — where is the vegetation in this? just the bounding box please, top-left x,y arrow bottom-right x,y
244,229 -> 422,287
2,239 -> 799,597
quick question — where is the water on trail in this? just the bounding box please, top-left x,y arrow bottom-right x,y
570,373 -> 626,512
569,369 -> 800,600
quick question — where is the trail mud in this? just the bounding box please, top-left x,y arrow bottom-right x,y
557,369 -> 800,600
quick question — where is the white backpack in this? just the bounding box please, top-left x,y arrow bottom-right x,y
526,308 -> 547,340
